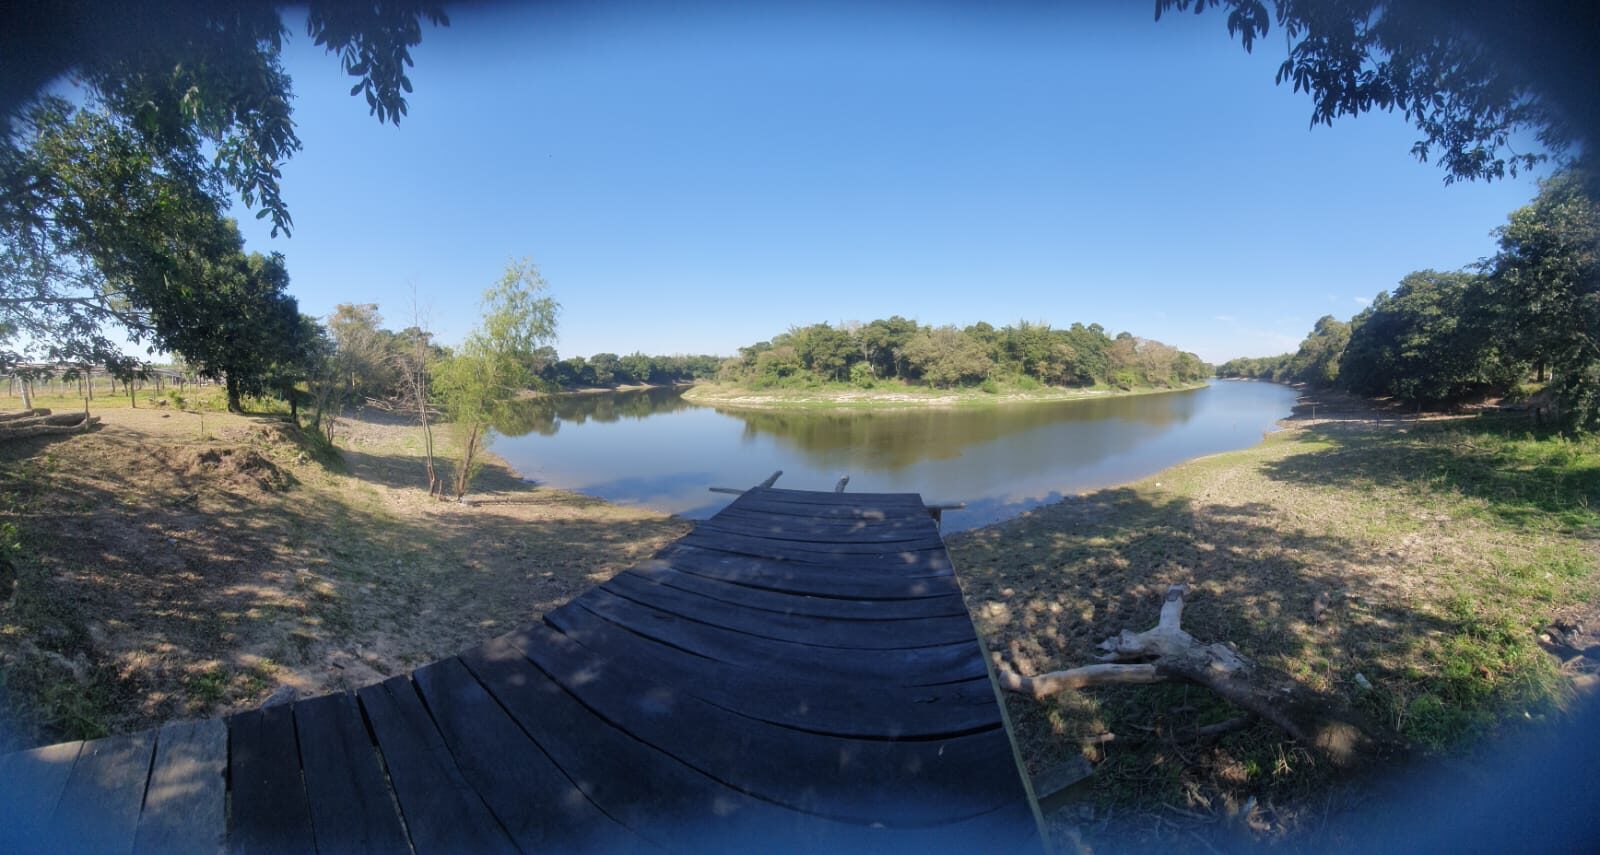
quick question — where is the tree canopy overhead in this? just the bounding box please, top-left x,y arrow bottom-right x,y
1,0 -> 449,236
1158,1 -> 1600,183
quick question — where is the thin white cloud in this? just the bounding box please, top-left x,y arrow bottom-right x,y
1354,296 -> 1371,306
1214,314 -> 1235,322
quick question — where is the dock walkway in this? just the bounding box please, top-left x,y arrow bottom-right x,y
0,486 -> 1042,853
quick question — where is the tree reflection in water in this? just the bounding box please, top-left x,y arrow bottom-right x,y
488,382 -> 1297,529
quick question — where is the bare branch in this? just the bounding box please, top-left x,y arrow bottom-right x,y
995,583 -> 1383,767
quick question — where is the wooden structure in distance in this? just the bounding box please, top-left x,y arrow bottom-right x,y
0,486 -> 1042,853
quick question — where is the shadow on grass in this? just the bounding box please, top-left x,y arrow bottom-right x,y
1261,414 -> 1600,531
945,473 -> 1581,849
0,417 -> 686,752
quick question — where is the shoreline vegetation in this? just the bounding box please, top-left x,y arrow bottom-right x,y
711,317 -> 1212,404
681,379 -> 1210,410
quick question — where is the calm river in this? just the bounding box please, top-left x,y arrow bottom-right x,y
488,380 -> 1299,532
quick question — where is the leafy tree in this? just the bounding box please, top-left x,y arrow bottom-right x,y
2,0 -> 450,236
433,259 -> 559,500
3,97 -> 304,412
588,352 -> 621,387
1060,323 -> 1112,385
900,326 -> 994,388
2,100 -> 198,371
753,345 -> 804,385
1286,315 -> 1351,386
999,322 -> 1079,385
792,323 -> 856,382
1106,333 -> 1143,389
1160,1 -> 1599,182
619,352 -> 654,385
1483,170 -> 1600,429
1339,271 -> 1505,403
300,316 -> 343,440
858,316 -> 920,379
327,303 -> 400,401
1216,353 -> 1293,380
150,246 -> 302,413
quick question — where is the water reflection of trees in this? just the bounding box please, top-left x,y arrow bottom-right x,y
726,392 -> 1204,470
494,387 -> 697,437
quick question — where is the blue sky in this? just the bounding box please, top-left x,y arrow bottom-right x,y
231,0 -> 1549,364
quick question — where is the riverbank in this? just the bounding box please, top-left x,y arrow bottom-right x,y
946,390 -> 1600,850
682,379 -> 1209,411
0,394 -> 688,751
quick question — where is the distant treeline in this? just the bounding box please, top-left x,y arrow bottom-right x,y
537,352 -> 721,388
319,304 -> 719,403
717,318 -> 1210,390
1218,171 -> 1599,430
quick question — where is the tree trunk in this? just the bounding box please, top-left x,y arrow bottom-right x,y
453,423 -> 480,500
0,413 -> 97,440
225,376 -> 243,413
0,408 -> 50,422
20,380 -> 33,410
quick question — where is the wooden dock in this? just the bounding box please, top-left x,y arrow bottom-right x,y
0,486 -> 1042,853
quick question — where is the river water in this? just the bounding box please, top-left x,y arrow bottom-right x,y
488,380 -> 1299,532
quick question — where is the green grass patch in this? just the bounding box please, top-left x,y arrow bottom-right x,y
952,410 -> 1599,842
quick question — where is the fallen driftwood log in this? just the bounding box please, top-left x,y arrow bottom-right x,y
0,408 -> 51,422
993,583 -> 1379,766
0,413 -> 97,440
0,411 -> 91,430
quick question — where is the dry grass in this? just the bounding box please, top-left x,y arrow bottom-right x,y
947,394 -> 1600,850
0,393 -> 688,750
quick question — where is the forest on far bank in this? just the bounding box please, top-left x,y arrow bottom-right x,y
1219,170 -> 1599,431
716,318 -> 1210,392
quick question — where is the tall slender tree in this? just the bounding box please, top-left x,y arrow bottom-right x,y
434,259 -> 560,500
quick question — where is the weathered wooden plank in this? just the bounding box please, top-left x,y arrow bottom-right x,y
568,589 -> 988,686
718,497 -> 910,521
358,675 -> 518,855
410,657 -> 650,854
666,544 -> 956,584
743,487 -> 926,508
459,636 -> 843,851
228,704 -> 316,855
133,719 -> 226,855
1034,756 -> 1096,814
604,571 -> 976,649
667,540 -> 956,579
48,730 -> 157,855
659,545 -> 962,600
508,621 -> 1023,825
626,560 -> 971,620
681,528 -> 947,558
692,517 -> 945,547
710,504 -> 939,533
716,496 -> 932,522
0,740 -> 82,852
293,692 -> 410,855
545,605 -> 1003,738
